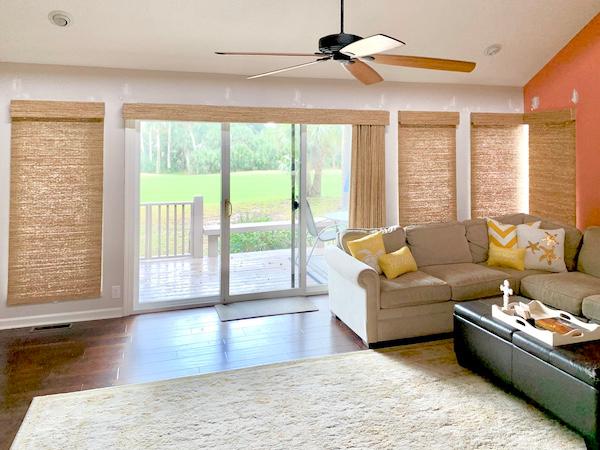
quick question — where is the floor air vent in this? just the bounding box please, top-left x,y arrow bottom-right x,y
31,323 -> 72,332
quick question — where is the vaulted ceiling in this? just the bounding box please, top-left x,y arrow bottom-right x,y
1,0 -> 598,86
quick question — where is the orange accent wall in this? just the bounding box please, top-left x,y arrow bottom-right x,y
524,13 -> 600,229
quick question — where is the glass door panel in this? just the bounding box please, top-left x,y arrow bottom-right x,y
228,123 -> 298,296
305,124 -> 351,287
138,120 -> 222,305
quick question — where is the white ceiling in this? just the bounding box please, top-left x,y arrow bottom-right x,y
1,0 -> 599,86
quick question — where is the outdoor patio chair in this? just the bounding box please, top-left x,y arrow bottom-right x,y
305,201 -> 342,266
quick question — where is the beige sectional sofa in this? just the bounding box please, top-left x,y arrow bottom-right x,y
325,213 -> 600,347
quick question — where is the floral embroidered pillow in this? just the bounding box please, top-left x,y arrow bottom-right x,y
517,227 -> 567,272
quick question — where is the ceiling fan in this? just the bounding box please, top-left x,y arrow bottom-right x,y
216,0 -> 476,85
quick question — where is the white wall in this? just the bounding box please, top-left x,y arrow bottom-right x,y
0,62 -> 523,326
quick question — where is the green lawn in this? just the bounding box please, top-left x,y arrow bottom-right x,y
140,169 -> 344,204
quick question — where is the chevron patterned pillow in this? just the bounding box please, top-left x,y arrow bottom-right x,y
487,218 -> 540,249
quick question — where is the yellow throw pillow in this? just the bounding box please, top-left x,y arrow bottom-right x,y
347,232 -> 386,274
487,243 -> 526,271
378,246 -> 418,280
487,218 -> 518,249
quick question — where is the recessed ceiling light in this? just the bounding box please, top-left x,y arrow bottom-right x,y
484,44 -> 502,56
48,11 -> 72,28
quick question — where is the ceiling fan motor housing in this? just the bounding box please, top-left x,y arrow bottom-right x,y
318,33 -> 363,55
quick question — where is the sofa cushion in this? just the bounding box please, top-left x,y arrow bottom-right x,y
338,226 -> 406,254
420,263 -> 509,301
491,213 -> 527,225
479,263 -> 551,293
379,271 -> 451,309
520,272 -> 600,315
463,218 -> 488,263
582,295 -> 600,323
578,227 -> 600,278
526,215 -> 583,271
405,222 -> 472,267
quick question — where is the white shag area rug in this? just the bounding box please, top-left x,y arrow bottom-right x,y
12,340 -> 584,449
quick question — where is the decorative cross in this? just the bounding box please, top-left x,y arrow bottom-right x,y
500,279 -> 513,309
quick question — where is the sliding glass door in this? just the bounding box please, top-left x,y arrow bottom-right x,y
133,120 -> 349,310
227,123 -> 300,297
138,121 -> 222,305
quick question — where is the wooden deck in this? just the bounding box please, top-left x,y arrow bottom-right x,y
139,249 -> 329,303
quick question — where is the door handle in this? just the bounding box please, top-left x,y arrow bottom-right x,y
225,199 -> 233,218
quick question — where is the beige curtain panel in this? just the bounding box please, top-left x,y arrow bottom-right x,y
349,125 -> 386,228
524,109 -> 576,226
8,100 -> 105,305
471,113 -> 527,219
398,111 -> 459,225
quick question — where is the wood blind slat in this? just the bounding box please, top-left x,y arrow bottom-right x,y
524,109 -> 576,125
398,111 -> 459,126
11,100 -> 105,120
123,103 -> 389,125
398,111 -> 458,225
8,101 -> 104,305
471,113 -> 524,126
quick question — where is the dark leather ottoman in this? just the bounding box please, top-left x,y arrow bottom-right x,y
454,297 -> 600,449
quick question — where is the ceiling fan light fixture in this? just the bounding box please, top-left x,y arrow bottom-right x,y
340,34 -> 405,58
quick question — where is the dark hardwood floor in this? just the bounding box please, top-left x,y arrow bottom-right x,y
0,295 -> 366,449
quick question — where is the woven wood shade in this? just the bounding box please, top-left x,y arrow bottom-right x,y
349,125 -> 386,228
8,100 -> 104,305
471,113 -> 527,218
398,111 -> 459,225
123,103 -> 389,126
525,109 -> 576,226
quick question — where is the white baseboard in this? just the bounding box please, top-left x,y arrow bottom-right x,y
0,307 -> 124,330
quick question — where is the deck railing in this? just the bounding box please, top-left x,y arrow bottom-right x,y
140,200 -> 194,259
141,196 -> 341,260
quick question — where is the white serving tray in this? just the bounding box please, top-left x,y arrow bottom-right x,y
492,300 -> 600,346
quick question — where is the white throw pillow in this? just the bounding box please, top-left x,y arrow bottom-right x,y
517,227 -> 567,272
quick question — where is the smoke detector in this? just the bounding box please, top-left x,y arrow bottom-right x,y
48,11 -> 72,28
484,44 -> 502,56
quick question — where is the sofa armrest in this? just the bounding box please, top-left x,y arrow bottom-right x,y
324,246 -> 381,345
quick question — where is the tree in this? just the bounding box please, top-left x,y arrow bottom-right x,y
307,125 -> 342,197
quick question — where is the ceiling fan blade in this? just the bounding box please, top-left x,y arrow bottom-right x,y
216,51 -> 325,57
342,60 -> 383,85
340,34 -> 405,58
248,57 -> 331,80
371,54 -> 476,72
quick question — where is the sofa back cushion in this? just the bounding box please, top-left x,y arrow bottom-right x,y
491,213 -> 527,225
463,218 -> 489,263
525,215 -> 583,271
337,226 -> 406,254
578,227 -> 600,278
405,222 -> 473,267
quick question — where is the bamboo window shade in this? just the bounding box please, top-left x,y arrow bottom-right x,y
349,125 -> 386,228
8,100 -> 105,305
123,103 -> 389,126
398,111 -> 459,225
524,109 -> 576,226
470,113 -> 527,219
